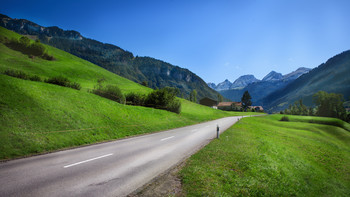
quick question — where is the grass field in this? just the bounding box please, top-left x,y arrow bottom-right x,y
0,27 -> 261,160
180,115 -> 350,196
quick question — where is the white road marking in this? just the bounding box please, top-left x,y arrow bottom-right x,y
205,125 -> 210,128
160,136 -> 174,141
191,129 -> 198,132
63,153 -> 113,168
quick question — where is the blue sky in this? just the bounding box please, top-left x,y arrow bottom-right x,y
1,0 -> 350,84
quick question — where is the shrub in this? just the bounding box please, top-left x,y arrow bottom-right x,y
280,116 -> 289,121
4,69 -> 29,79
166,99 -> 181,114
92,84 -> 125,104
3,69 -> 42,82
144,87 -> 181,114
45,76 -> 81,90
308,119 -> 344,128
69,82 -> 81,90
4,36 -> 54,61
126,92 -> 146,106
45,76 -> 70,87
0,35 -> 9,43
29,75 -> 42,82
42,53 -> 55,61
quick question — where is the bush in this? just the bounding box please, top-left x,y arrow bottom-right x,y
3,69 -> 42,82
69,82 -> 81,90
126,92 -> 146,106
144,87 -> 181,114
0,35 -> 9,43
45,76 -> 70,87
92,84 -> 125,104
42,53 -> 55,61
29,75 -> 42,82
4,69 -> 28,79
166,99 -> 181,114
280,116 -> 289,121
4,36 -> 54,60
45,76 -> 81,90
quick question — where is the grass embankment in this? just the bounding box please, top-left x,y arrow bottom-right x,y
181,115 -> 350,196
0,27 -> 258,159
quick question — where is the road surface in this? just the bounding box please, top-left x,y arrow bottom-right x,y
0,116 -> 244,197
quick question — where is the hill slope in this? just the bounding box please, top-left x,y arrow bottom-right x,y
0,27 -> 252,159
0,14 -> 219,100
263,50 -> 350,112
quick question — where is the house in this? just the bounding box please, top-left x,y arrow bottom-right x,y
199,97 -> 218,109
217,102 -> 242,111
249,106 -> 264,112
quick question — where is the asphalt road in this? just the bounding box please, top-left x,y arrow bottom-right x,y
0,116 -> 244,197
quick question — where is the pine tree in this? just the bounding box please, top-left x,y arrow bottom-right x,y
217,93 -> 223,103
190,90 -> 197,103
241,91 -> 252,111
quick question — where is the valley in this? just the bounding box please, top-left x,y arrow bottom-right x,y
0,26 -> 256,160
1,3 -> 350,196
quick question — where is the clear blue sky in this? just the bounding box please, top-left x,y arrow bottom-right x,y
1,0 -> 350,84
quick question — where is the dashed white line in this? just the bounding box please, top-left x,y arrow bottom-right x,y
191,129 -> 198,132
160,136 -> 175,141
63,153 -> 113,168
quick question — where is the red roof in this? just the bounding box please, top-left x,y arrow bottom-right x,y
217,102 -> 242,107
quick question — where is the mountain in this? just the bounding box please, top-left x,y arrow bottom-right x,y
208,75 -> 259,91
282,67 -> 311,81
207,82 -> 216,90
0,14 -> 219,100
262,50 -> 350,112
230,75 -> 259,89
262,71 -> 283,81
215,79 -> 232,91
220,67 -> 311,104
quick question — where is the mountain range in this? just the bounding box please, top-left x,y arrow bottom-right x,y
216,67 -> 311,106
1,13 -> 349,112
210,51 -> 350,113
0,14 -> 219,100
262,50 -> 350,112
209,67 -> 311,92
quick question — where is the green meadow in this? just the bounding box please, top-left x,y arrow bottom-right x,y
180,115 -> 350,196
0,27 -> 259,159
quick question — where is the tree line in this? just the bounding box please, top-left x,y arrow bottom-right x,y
281,91 -> 350,122
1,35 -> 54,60
91,79 -> 181,114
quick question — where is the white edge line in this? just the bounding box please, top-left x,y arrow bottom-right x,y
160,136 -> 175,141
64,153 -> 113,168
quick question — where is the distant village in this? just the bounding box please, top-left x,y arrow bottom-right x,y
199,97 -> 264,112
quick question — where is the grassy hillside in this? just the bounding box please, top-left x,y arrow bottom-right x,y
0,27 -> 150,94
181,115 -> 350,196
0,27 -> 259,159
0,14 -> 221,100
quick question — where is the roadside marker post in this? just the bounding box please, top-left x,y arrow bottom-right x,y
216,124 -> 220,139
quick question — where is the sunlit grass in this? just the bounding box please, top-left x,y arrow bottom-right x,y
0,27 -> 260,159
181,115 -> 350,196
